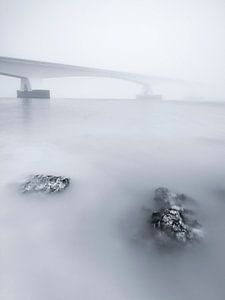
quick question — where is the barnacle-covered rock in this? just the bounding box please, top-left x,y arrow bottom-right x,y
150,187 -> 204,247
21,175 -> 70,194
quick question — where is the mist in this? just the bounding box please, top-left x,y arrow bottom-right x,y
1,1 -> 225,300
0,0 -> 225,99
1,99 -> 225,300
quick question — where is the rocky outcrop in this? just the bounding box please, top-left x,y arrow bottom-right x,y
150,187 -> 204,247
21,175 -> 70,194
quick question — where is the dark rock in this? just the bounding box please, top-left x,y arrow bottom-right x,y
21,175 -> 70,194
150,187 -> 204,247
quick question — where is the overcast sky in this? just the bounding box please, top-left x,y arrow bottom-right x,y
0,0 -> 225,98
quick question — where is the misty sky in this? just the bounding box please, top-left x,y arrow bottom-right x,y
0,0 -> 225,98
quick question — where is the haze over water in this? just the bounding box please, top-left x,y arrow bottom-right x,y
0,98 -> 225,300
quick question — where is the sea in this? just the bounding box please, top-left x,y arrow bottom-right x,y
0,98 -> 225,300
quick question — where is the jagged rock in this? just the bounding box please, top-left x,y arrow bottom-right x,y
150,187 -> 204,247
21,175 -> 70,194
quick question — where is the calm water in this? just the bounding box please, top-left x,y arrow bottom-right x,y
0,98 -> 225,300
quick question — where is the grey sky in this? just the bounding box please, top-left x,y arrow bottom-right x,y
0,0 -> 225,98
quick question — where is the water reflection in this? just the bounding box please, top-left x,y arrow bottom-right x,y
21,98 -> 50,128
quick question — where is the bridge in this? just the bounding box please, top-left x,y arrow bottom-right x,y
0,56 -> 163,99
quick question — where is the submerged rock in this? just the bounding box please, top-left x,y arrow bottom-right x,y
21,175 -> 70,194
150,187 -> 204,247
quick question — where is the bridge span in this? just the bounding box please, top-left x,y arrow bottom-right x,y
0,56 -> 162,99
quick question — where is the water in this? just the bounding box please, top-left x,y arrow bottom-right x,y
0,98 -> 225,300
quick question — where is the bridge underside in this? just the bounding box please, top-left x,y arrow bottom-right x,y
0,56 -> 163,99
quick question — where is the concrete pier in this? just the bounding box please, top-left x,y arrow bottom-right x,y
17,90 -> 50,99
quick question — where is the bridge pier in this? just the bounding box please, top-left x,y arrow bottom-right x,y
0,57 -> 165,100
136,84 -> 162,100
17,77 -> 50,99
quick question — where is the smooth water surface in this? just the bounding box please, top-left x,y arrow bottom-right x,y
0,98 -> 225,300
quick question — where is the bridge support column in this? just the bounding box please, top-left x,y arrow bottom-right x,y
20,78 -> 32,92
136,84 -> 162,100
17,77 -> 50,99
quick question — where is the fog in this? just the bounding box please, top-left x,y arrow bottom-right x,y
1,1 -> 225,299
1,98 -> 225,299
0,0 -> 225,99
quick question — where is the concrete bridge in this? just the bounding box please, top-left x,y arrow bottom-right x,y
0,56 -> 162,99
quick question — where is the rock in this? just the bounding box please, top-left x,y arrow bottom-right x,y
150,187 -> 204,247
21,175 -> 70,194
